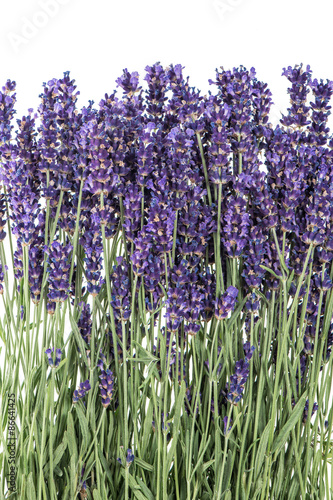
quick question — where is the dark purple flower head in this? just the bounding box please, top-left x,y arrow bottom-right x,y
222,194 -> 251,258
166,64 -> 203,124
243,341 -> 255,361
144,63 -> 168,118
45,347 -> 62,367
117,448 -> 134,467
280,64 -> 312,128
45,241 -> 72,312
73,380 -> 91,403
214,286 -> 238,320
209,65 -> 260,174
126,449 -> 134,466
0,80 -> 16,145
308,77 -> 333,146
77,302 -> 92,345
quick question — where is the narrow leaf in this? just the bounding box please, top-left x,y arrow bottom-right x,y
272,393 -> 307,455
254,419 -> 271,480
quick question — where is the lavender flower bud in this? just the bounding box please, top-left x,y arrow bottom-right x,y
73,380 -> 91,403
45,347 -> 62,368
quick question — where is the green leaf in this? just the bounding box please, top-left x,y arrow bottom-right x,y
254,419 -> 271,480
97,445 -> 116,497
54,358 -> 67,372
119,470 -> 147,500
136,477 -> 155,500
26,472 -> 37,500
253,288 -> 269,306
68,308 -> 89,368
67,412 -> 78,463
167,380 -> 186,471
189,436 -> 211,481
222,450 -> 233,494
259,265 -> 282,280
251,477 -> 263,499
228,295 -> 248,330
132,340 -> 159,362
135,457 -> 154,472
93,490 -> 103,500
44,436 -> 68,473
141,399 -> 154,452
70,454 -> 77,499
222,492 -> 232,500
75,403 -> 90,456
287,357 -> 297,402
202,459 -> 215,473
272,393 -> 307,456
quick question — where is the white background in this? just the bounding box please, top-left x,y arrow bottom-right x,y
1,0 -> 333,123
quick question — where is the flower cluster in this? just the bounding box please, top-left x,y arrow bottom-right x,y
45,241 -> 72,314
226,344 -> 255,405
214,286 -> 238,320
99,368 -> 115,408
73,380 -> 91,403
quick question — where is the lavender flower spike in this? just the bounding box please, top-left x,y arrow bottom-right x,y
73,380 -> 91,403
45,347 -> 62,367
99,368 -> 115,408
214,286 -> 239,320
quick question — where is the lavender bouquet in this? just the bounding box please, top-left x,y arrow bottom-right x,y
0,63 -> 333,499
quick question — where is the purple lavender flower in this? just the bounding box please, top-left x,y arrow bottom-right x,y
126,449 -> 134,466
144,63 -> 168,119
226,344 -> 255,405
117,448 -> 134,467
111,257 -> 131,323
77,302 -> 92,345
222,194 -> 251,258
0,262 -> 6,295
116,70 -> 140,95
308,77 -> 333,147
45,347 -> 62,368
0,80 -> 16,146
79,465 -> 87,497
122,184 -> 143,242
209,65 -> 259,174
73,380 -> 91,403
205,96 -> 232,185
99,368 -> 114,408
0,189 -> 7,244
80,211 -> 104,297
281,64 -> 312,128
45,241 -> 72,313
214,286 -> 238,320
223,415 -> 232,435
